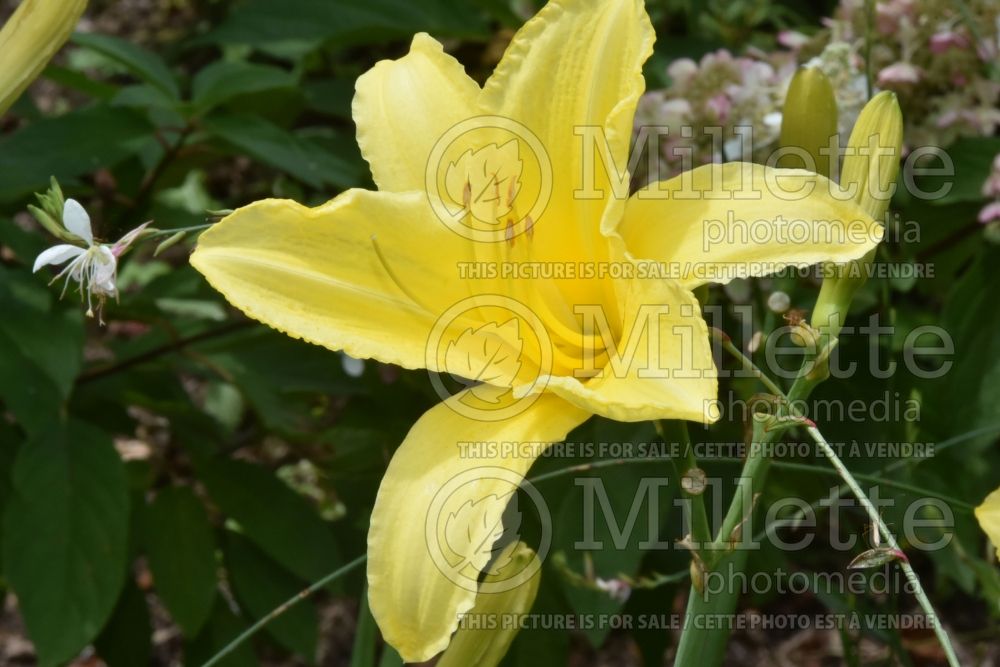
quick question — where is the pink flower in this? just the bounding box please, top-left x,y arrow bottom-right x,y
978,201 -> 1000,224
930,30 -> 969,54
877,62 -> 921,86
706,93 -> 732,121
778,30 -> 810,50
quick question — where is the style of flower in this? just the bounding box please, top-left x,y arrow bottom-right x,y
191,0 -> 882,662
32,199 -> 146,321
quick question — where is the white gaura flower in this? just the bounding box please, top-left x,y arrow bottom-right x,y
32,198 -> 147,322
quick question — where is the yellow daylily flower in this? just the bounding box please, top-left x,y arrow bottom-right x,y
976,486 -> 1000,562
0,0 -> 88,116
191,0 -> 883,661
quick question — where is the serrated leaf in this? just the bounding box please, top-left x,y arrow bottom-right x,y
2,420 -> 129,666
144,486 -> 217,636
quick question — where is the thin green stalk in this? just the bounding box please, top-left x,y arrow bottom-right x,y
201,555 -> 366,667
674,345 -> 837,666
146,223 -> 214,238
806,425 -> 961,667
656,420 -> 712,552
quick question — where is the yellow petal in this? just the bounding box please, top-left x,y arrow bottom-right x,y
544,268 -> 718,423
618,162 -> 884,290
437,541 -> 542,667
975,486 -> 1000,562
0,0 -> 87,115
353,33 -> 480,192
367,392 -> 589,662
479,0 -> 654,293
191,190 -> 512,374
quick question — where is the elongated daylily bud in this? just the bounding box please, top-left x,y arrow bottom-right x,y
436,542 -> 542,667
779,67 -> 838,178
811,92 -> 903,335
0,0 -> 88,116
840,91 -> 904,221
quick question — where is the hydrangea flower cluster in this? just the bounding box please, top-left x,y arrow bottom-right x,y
633,48 -> 794,184
634,0 -> 999,184
826,0 -> 1000,148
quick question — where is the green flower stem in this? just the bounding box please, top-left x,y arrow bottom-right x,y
146,223 -> 214,238
656,420 -> 712,552
201,555 -> 367,667
674,348 -> 827,666
805,424 -> 961,667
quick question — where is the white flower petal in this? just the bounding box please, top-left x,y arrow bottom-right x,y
32,244 -> 86,272
92,246 -> 117,284
63,198 -> 93,245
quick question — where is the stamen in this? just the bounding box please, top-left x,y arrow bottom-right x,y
505,220 -> 516,247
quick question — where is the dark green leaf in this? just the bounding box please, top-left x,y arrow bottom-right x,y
203,114 -> 363,188
225,531 -> 318,662
200,458 -> 341,585
94,579 -> 152,667
205,0 -> 489,47
144,486 -> 218,637
186,601 -> 258,667
73,32 -> 180,99
350,586 -> 376,667
921,246 -> 1000,448
2,420 -> 129,666
0,105 -> 151,202
192,61 -> 297,114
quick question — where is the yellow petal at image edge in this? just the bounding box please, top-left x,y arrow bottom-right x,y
366,392 -> 588,662
975,487 -> 1000,562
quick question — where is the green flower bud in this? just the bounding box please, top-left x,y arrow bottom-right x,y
812,92 -> 903,336
778,66 -> 838,178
